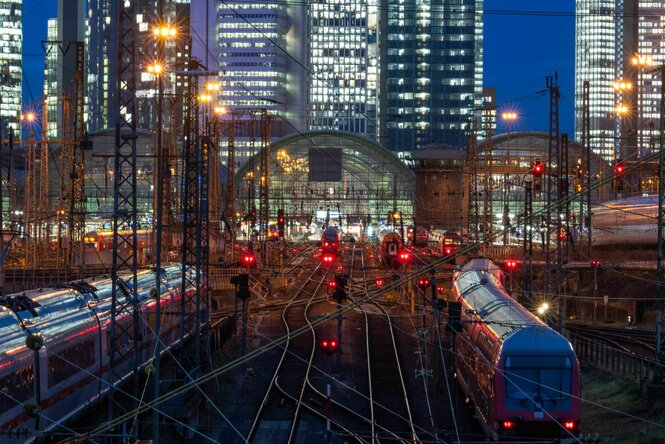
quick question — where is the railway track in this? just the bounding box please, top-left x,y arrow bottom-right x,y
566,323 -> 656,357
246,262 -> 329,443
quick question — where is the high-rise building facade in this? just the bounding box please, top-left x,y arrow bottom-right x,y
44,19 -> 59,140
379,0 -> 484,153
216,1 -> 291,167
87,0 -> 188,133
574,0 -> 665,162
308,0 -> 379,137
0,0 -> 22,132
87,0 -> 113,132
574,0 -> 624,161
634,0 -> 665,158
43,0 -> 87,141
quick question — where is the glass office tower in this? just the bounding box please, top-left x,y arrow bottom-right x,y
0,0 -> 22,132
308,0 -> 379,138
575,0 -> 623,161
380,0 -> 483,154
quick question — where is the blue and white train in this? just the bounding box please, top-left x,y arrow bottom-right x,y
453,258 -> 581,440
0,265 -> 203,440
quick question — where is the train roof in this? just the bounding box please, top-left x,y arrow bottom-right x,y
502,327 -> 575,356
455,258 -> 546,340
377,230 -> 402,242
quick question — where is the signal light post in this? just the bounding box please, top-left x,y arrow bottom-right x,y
417,277 -> 430,328
592,260 -> 600,322
504,259 -> 518,296
614,159 -> 625,195
332,274 -> 347,375
397,250 -> 414,314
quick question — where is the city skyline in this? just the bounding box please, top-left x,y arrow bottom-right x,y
20,1 -> 576,139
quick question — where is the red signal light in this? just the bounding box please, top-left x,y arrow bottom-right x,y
320,339 -> 338,355
328,280 -> 337,288
398,250 -> 411,263
375,278 -> 384,286
563,421 -> 575,430
502,420 -> 515,430
591,260 -> 600,267
321,254 -> 335,265
532,160 -> 544,177
444,246 -> 454,256
615,159 -> 624,175
504,259 -> 518,270
417,278 -> 430,289
241,253 -> 256,267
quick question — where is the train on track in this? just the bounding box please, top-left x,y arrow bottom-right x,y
377,230 -> 404,268
83,229 -> 153,253
321,226 -> 341,254
406,226 -> 429,247
0,265 -> 203,439
452,258 -> 581,441
429,229 -> 462,256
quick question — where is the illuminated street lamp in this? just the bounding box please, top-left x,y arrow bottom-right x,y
147,62 -> 164,76
500,111 -> 518,245
612,80 -> 632,91
614,104 -> 629,116
537,302 -> 550,316
153,23 -> 177,39
206,81 -> 221,93
631,55 -> 653,158
501,111 -> 517,122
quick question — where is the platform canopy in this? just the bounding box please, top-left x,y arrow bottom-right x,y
236,130 -> 415,227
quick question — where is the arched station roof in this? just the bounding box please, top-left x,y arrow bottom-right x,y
236,130 -> 415,223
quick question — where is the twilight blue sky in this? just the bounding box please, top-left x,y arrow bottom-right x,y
21,0 -> 576,136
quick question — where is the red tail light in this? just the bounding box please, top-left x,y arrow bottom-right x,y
502,421 -> 515,430
563,421 -> 575,430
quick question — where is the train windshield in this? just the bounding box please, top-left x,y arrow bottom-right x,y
504,356 -> 572,401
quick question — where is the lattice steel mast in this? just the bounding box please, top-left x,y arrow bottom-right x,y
108,0 -> 140,439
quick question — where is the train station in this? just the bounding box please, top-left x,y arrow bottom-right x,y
2,1 -> 665,443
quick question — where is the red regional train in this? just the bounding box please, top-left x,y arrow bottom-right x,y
377,230 -> 404,268
429,229 -> 462,256
406,226 -> 429,247
452,258 -> 581,441
321,226 -> 341,254
0,265 -> 203,441
83,229 -> 152,252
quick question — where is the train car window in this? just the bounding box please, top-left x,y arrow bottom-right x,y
505,356 -> 572,401
48,340 -> 95,387
0,365 -> 34,412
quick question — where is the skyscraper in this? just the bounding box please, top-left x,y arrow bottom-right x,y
0,0 -> 22,132
574,0 -> 665,162
574,0 -> 625,161
44,19 -> 59,140
216,0 -> 292,166
308,0 -> 379,137
633,0 -> 665,157
379,0 -> 484,153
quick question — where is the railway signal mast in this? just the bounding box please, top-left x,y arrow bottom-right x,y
109,0 -> 141,438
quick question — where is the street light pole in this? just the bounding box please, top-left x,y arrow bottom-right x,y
150,20 -> 176,443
